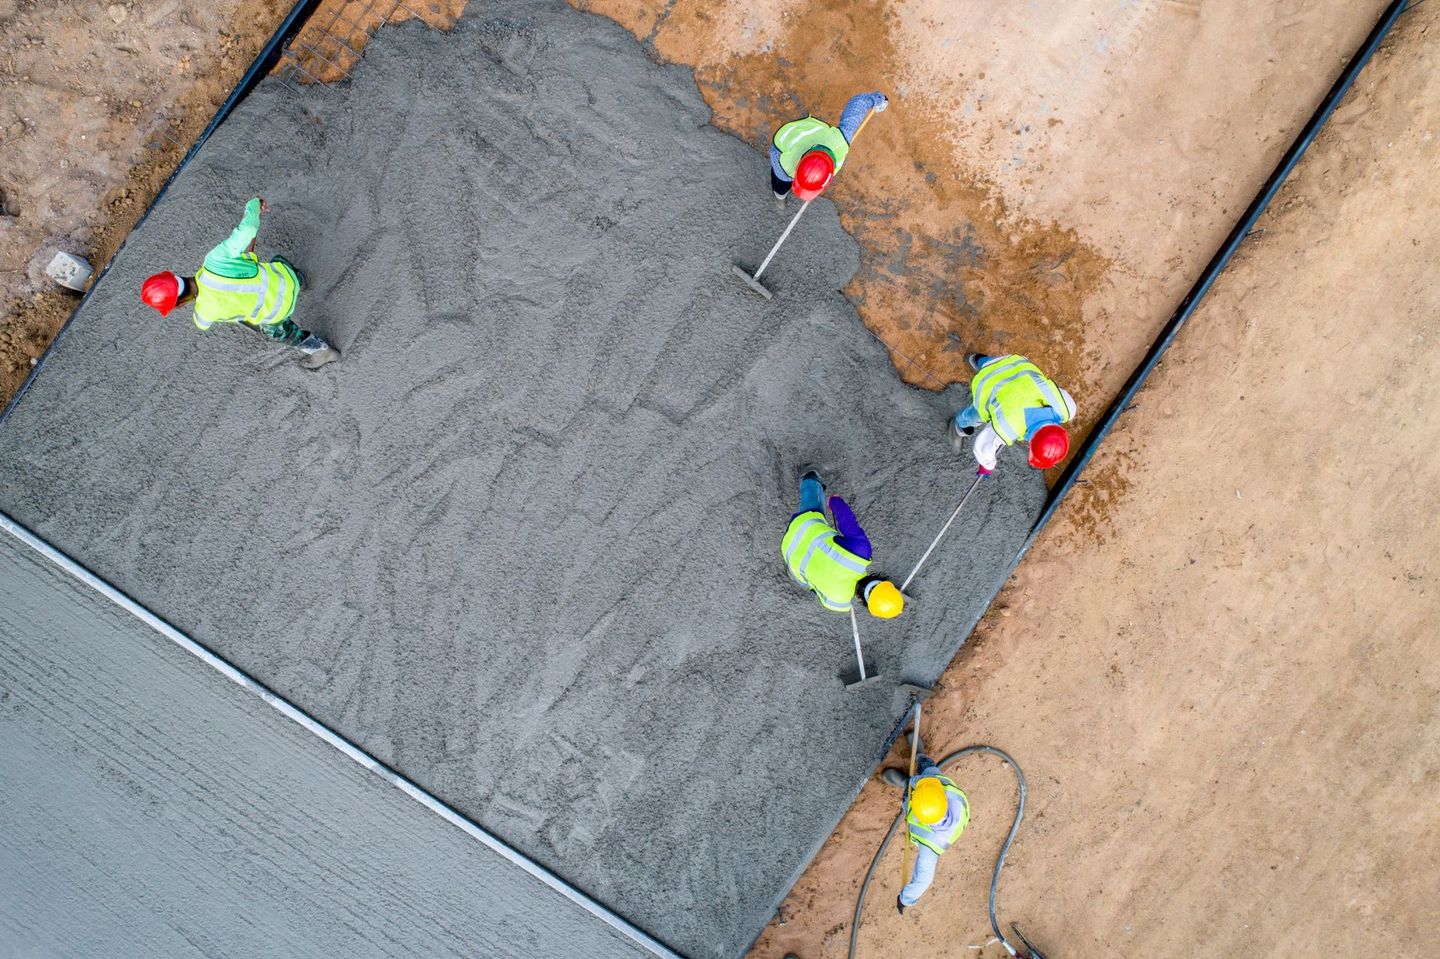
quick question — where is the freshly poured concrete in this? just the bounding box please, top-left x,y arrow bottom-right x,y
0,532 -> 653,959
0,1 -> 1045,954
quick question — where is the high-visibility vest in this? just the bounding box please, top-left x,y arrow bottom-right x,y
193,255 -> 299,331
906,773 -> 969,855
781,511 -> 871,612
771,117 -> 851,178
970,354 -> 1074,445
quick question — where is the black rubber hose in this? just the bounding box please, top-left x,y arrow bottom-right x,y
848,745 -> 1028,959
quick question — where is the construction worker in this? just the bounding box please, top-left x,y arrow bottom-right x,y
770,91 -> 888,206
140,197 -> 340,369
896,755 -> 969,914
949,353 -> 1075,473
781,468 -> 904,619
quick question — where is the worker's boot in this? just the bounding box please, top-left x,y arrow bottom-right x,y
297,333 -> 340,370
773,190 -> 788,211
948,416 -> 974,453
964,352 -> 985,372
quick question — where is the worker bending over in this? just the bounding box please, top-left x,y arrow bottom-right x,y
781,468 -> 904,619
950,353 -> 1075,473
897,755 -> 969,914
141,197 -> 340,370
770,91 -> 887,206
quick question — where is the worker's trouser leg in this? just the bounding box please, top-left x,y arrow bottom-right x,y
798,475 -> 825,515
771,170 -> 793,198
255,319 -> 310,347
899,845 -> 941,907
952,405 -> 984,432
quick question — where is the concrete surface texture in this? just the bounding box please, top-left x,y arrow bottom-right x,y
750,5 -> 1440,958
0,2 -> 1044,955
0,530 -> 655,959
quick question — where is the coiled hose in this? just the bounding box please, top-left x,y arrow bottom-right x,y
848,745 -> 1030,959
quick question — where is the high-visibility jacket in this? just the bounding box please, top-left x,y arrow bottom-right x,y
906,773 -> 969,855
193,255 -> 299,331
970,354 -> 1074,445
771,117 -> 851,178
782,510 -> 871,612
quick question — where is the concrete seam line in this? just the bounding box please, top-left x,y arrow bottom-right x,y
0,511 -> 687,959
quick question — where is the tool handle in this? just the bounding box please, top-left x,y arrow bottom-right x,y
850,108 -> 878,145
751,199 -> 812,284
848,607 -> 867,682
899,703 -> 921,888
900,473 -> 984,593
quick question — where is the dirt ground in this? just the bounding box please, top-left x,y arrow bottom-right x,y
740,8 -> 1440,959
3,0 -> 1437,956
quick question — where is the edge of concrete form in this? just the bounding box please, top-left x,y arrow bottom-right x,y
0,510 -> 684,959
0,2 -> 1412,957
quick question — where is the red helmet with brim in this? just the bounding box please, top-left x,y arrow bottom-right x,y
793,148 -> 836,201
1027,424 -> 1070,469
141,272 -> 181,316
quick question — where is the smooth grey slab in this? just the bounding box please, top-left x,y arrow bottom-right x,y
0,531 -> 654,959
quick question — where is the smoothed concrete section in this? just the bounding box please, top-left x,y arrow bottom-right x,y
0,532 -> 653,959
0,2 -> 1045,954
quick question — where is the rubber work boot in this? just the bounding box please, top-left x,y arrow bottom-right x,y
895,895 -> 907,917
965,352 -> 985,372
799,464 -> 825,490
881,767 -> 907,788
773,190 -> 789,211
297,333 -> 340,371
948,416 -> 974,453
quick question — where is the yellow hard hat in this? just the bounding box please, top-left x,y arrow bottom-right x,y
864,580 -> 904,619
911,777 -> 948,825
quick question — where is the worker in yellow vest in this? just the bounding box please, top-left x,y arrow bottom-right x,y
781,468 -> 904,618
769,92 -> 887,207
896,755 -> 969,914
140,197 -> 340,370
949,353 -> 1076,472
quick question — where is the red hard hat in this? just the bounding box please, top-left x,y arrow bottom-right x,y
793,148 -> 836,201
1028,424 -> 1070,470
141,272 -> 181,315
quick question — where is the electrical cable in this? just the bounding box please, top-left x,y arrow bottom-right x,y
849,745 -> 1030,959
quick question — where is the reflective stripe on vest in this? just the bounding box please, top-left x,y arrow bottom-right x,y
193,258 -> 297,330
906,775 -> 969,855
781,512 -> 871,612
771,117 -> 851,177
969,354 -> 1073,445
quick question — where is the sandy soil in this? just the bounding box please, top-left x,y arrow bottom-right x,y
576,0 -> 1390,485
746,6 -> 1440,958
